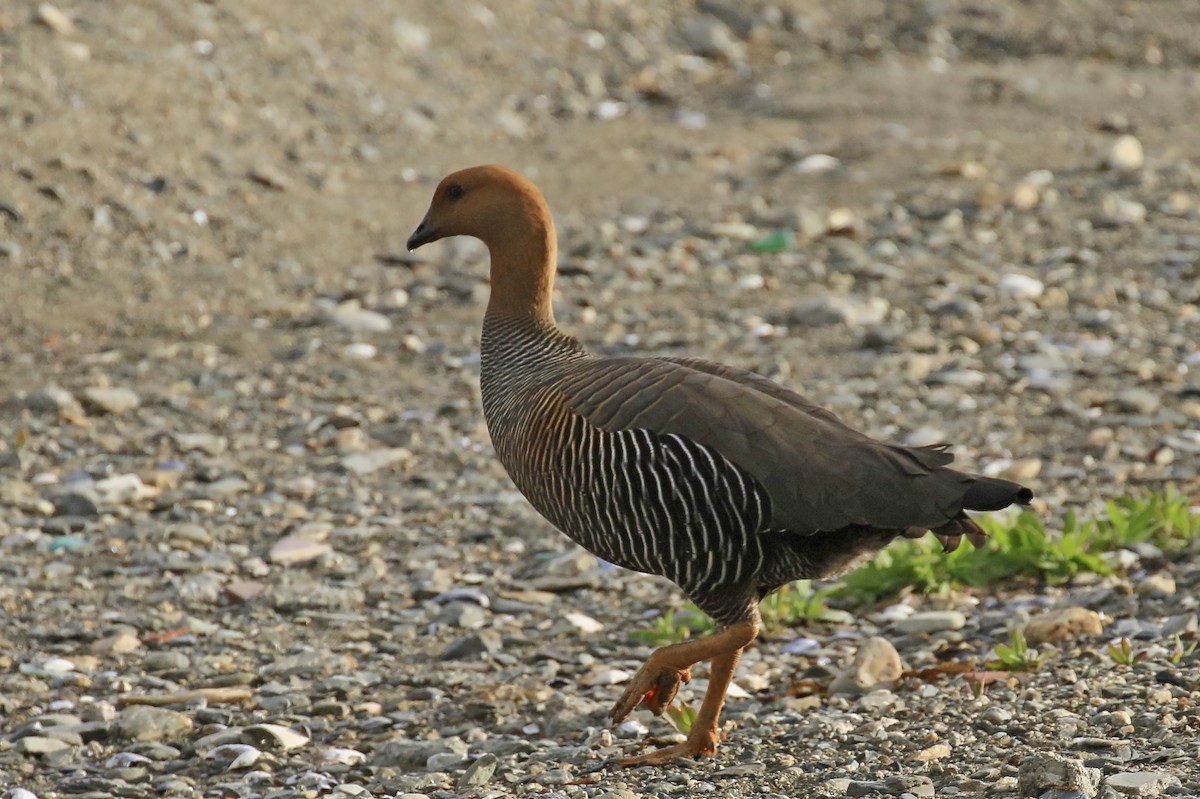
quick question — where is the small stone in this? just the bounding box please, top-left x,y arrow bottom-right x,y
563,612 -> 603,633
94,473 -> 155,503
680,17 -> 745,62
848,776 -> 934,797
1113,388 -> 1160,415
80,386 -> 141,415
914,743 -> 952,761
117,706 -> 193,742
458,753 -> 499,788
439,631 -> 502,660
92,632 -> 141,655
269,535 -> 332,565
998,273 -> 1045,301
1024,607 -> 1103,646
587,668 -> 632,686
894,610 -> 966,634
243,723 -> 310,751
829,636 -> 902,694
1136,573 -> 1175,597
1010,182 -> 1040,210
1107,772 -> 1174,797
790,294 -> 889,327
318,747 -> 367,765
341,448 -> 413,475
17,736 -> 71,755
51,492 -> 98,518
793,154 -> 841,175
323,301 -> 391,333
391,19 -> 431,51
225,580 -> 267,602
372,738 -> 468,771
1018,752 -> 1101,797
42,657 -> 76,674
205,743 -> 262,769
143,650 -> 189,673
36,2 -> 73,33
1105,135 -> 1144,171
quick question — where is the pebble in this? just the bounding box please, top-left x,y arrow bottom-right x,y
1024,607 -> 1104,645
893,610 -> 967,634
341,448 -> 414,475
1136,573 -> 1176,597
117,706 -> 194,742
269,534 -> 333,565
323,302 -> 392,333
80,386 -> 141,415
1113,388 -> 1160,415
91,631 -> 141,655
680,17 -> 745,62
458,753 -> 499,788
243,723 -> 310,751
36,2 -> 74,33
998,272 -> 1045,301
1105,135 -> 1145,171
1107,772 -> 1174,797
17,736 -> 72,755
829,636 -> 902,694
847,776 -> 934,797
1018,752 -> 1102,798
439,631 -> 503,660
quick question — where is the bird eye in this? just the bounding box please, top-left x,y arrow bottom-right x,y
447,184 -> 465,200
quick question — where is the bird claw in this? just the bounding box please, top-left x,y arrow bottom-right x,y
614,727 -> 719,767
609,660 -> 691,723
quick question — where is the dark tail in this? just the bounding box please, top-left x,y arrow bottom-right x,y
909,476 -> 1034,552
962,476 -> 1034,511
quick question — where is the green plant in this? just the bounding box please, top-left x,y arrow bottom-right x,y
985,629 -> 1043,672
664,702 -> 697,734
833,489 -> 1197,605
759,581 -> 843,630
1169,634 -> 1197,665
1107,637 -> 1148,667
628,607 -> 715,646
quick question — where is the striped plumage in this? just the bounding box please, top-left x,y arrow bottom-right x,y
408,165 -> 1034,766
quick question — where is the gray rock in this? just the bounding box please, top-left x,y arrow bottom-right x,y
52,493 -> 99,518
457,753 -> 498,788
1018,752 -> 1101,798
117,706 -> 193,742
17,736 -> 72,755
439,631 -> 503,660
847,775 -> 934,797
1107,771 -> 1174,797
372,738 -> 468,771
142,650 -> 190,673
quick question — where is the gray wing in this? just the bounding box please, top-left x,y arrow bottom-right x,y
557,356 -> 972,534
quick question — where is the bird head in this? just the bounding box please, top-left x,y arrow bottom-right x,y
406,164 -> 547,252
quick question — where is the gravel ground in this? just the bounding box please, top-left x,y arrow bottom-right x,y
2,2 -> 1200,798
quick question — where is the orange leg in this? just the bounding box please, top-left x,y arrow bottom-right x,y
612,619 -> 759,767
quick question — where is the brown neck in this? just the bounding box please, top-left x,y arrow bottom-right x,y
482,206 -> 557,329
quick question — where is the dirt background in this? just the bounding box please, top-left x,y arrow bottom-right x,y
3,0 -> 1199,379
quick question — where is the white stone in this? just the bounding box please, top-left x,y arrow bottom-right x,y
893,610 -> 967,634
998,273 -> 1045,300
1106,135 -> 1144,171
